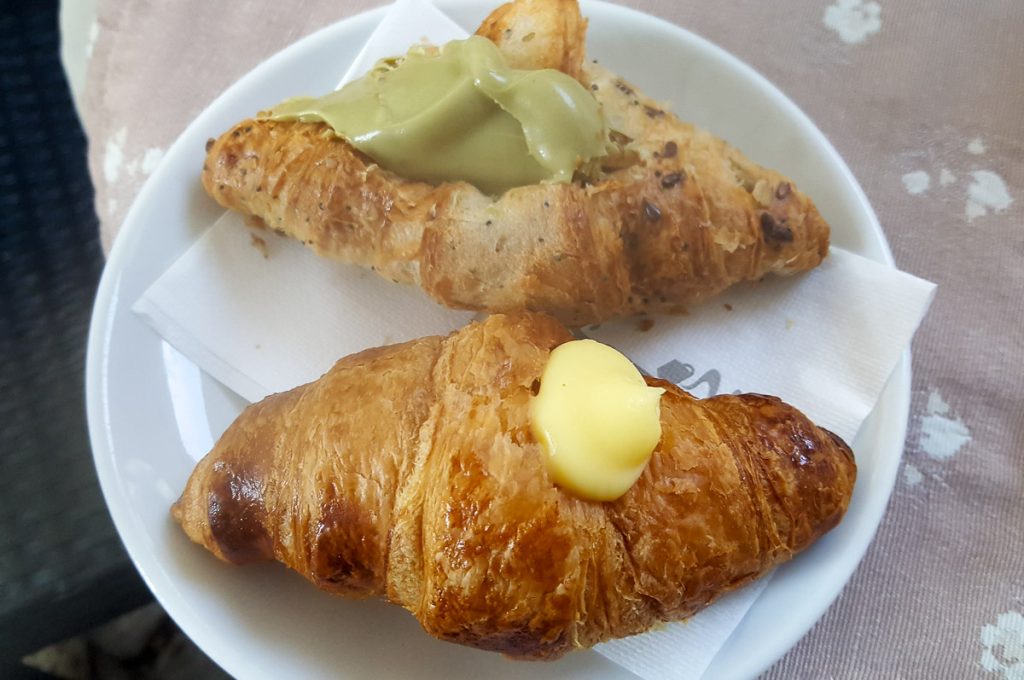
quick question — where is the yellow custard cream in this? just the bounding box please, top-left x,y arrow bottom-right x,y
530,340 -> 665,502
266,36 -> 608,195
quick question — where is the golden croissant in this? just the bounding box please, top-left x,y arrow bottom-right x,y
173,313 -> 856,659
201,0 -> 830,326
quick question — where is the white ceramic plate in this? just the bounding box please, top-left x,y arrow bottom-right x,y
86,2 -> 909,678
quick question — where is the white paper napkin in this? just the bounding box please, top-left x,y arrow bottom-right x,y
132,1 -> 936,678
135,211 -> 474,402
586,246 -> 933,444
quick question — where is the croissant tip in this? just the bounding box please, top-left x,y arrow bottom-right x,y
170,499 -> 184,523
820,427 -> 856,464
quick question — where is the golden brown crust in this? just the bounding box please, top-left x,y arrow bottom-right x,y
475,0 -> 588,80
172,337 -> 444,597
200,0 -> 829,326
173,313 -> 856,659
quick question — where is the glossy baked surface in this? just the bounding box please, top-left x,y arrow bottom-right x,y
173,314 -> 855,659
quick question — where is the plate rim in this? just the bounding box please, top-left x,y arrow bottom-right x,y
86,1 -> 910,678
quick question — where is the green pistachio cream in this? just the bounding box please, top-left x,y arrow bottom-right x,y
264,36 -> 609,195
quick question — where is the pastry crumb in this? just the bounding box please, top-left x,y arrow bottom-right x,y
250,233 -> 269,259
785,318 -> 795,330
724,303 -> 733,311
637,318 -> 655,332
243,214 -> 267,229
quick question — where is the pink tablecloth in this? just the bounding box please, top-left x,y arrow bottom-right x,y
80,1 -> 1023,677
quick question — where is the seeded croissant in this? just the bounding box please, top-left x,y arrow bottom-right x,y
173,313 -> 856,659
200,0 -> 830,326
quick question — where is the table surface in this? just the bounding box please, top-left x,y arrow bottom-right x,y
57,0 -> 1024,677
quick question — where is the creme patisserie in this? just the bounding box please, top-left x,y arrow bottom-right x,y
530,338 -> 665,501
267,35 -> 609,196
200,0 -> 830,326
172,313 -> 856,659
